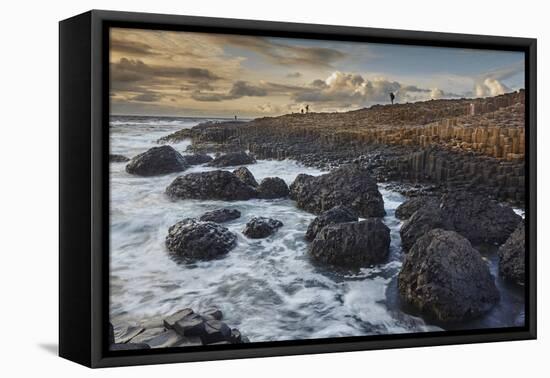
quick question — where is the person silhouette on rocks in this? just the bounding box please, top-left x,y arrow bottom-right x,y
305,105 -> 309,113
389,92 -> 395,105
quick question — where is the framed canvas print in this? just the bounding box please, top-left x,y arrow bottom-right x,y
59,10 -> 536,368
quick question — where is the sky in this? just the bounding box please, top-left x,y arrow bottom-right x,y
110,27 -> 525,118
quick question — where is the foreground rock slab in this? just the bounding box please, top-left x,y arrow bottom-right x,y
305,205 -> 358,241
243,217 -> 283,238
126,145 -> 188,176
309,219 -> 390,267
498,222 -> 525,285
208,151 -> 256,167
290,164 -> 385,218
165,219 -> 237,262
166,170 -> 258,201
110,307 -> 248,350
398,229 -> 499,322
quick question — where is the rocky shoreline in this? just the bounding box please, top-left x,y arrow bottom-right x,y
158,91 -> 526,206
111,92 -> 526,347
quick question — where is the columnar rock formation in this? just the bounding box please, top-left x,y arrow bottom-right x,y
160,91 -> 526,204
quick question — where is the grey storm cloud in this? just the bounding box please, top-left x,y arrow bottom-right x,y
111,58 -> 220,84
191,81 -> 306,102
191,81 -> 268,102
131,92 -> 163,102
110,38 -> 158,56
212,35 -> 347,68
286,72 -> 302,78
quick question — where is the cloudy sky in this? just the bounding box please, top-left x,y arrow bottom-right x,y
110,27 -> 525,117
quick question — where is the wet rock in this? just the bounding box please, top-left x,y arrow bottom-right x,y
398,229 -> 500,322
183,153 -> 213,165
203,308 -> 223,321
164,308 -> 194,329
130,328 -> 183,349
309,219 -> 390,267
257,177 -> 290,199
440,191 -> 521,245
110,154 -> 130,163
157,128 -> 195,143
395,196 -> 440,220
165,219 -> 237,262
208,151 -> 256,167
201,320 -> 232,344
233,166 -> 259,187
499,222 -> 525,285
173,313 -> 206,337
125,145 -> 188,176
289,165 -> 385,218
166,170 -> 258,201
110,343 -> 151,351
230,329 -> 242,343
243,217 -> 283,238
400,205 -> 450,252
305,205 -> 358,241
199,208 -> 241,223
113,324 -> 144,344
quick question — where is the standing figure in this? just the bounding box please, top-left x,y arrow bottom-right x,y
234,115 -> 237,120
305,104 -> 309,113
301,108 -> 304,114
389,92 -> 395,105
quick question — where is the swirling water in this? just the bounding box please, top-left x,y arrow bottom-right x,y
109,116 -> 524,343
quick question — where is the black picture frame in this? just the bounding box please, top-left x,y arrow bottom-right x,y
59,9 -> 537,368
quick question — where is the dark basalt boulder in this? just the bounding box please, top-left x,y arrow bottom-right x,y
242,217 -> 283,239
498,222 -> 525,285
400,205 -> 450,252
398,229 -> 500,322
208,151 -> 256,167
183,153 -> 213,165
110,154 -> 130,163
289,165 -> 385,218
166,170 -> 258,201
257,177 -> 290,199
440,191 -> 521,245
125,145 -> 188,176
233,166 -> 259,187
165,219 -> 237,262
199,208 -> 241,223
309,219 -> 390,267
305,205 -> 358,241
395,196 -> 440,220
